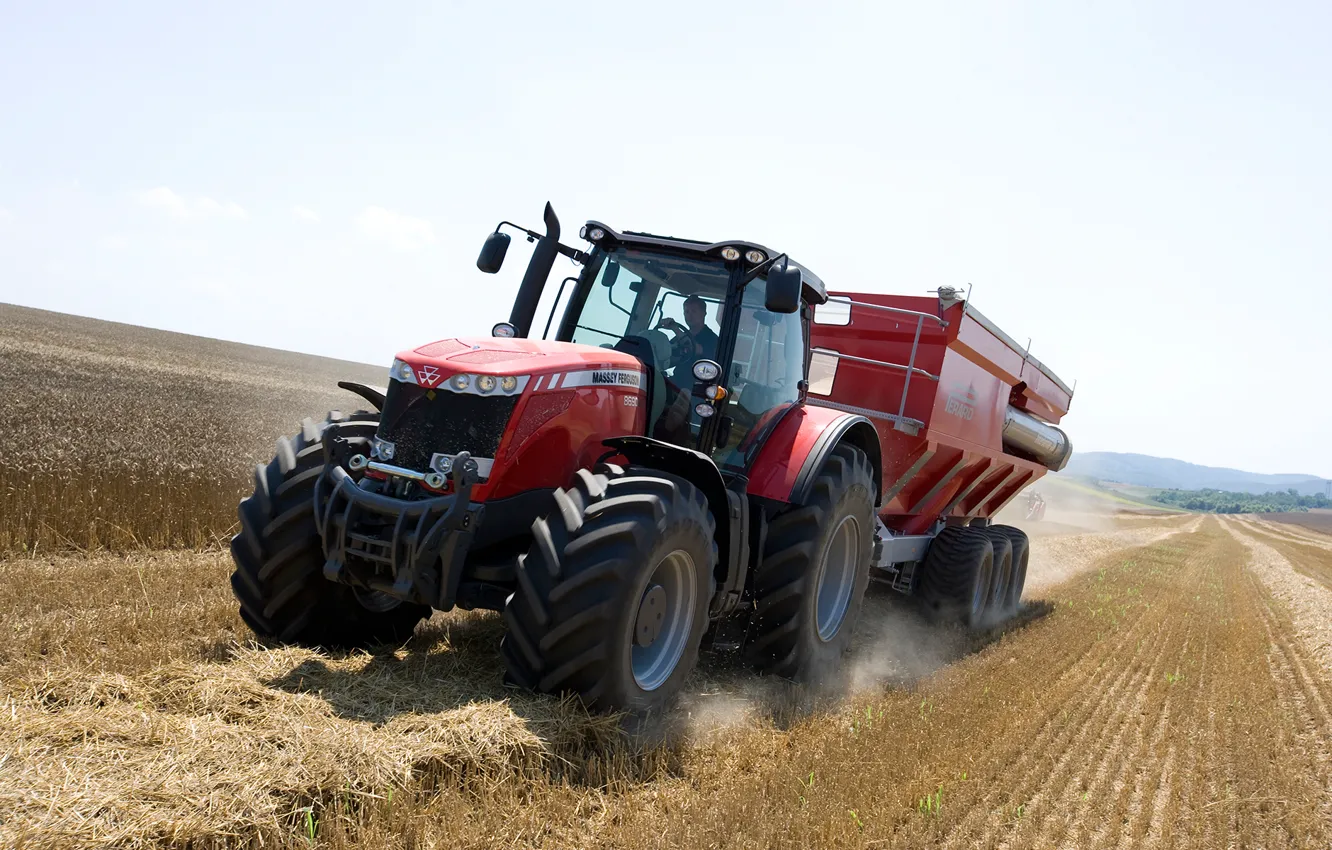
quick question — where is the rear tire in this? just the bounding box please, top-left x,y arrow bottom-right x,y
229,411 -> 429,649
747,444 -> 875,682
500,464 -> 716,714
991,524 -> 1030,613
919,526 -> 994,629
979,528 -> 1013,624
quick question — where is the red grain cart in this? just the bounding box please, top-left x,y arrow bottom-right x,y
229,204 -> 1075,715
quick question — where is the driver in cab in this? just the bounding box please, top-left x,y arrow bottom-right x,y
659,294 -> 719,377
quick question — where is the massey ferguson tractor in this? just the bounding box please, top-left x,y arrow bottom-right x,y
230,203 -> 1074,714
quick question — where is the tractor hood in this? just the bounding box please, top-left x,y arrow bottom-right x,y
394,337 -> 643,388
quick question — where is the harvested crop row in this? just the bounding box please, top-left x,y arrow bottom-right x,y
1229,519 -> 1332,590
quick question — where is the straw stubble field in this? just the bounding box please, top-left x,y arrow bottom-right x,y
2,304 -> 1331,848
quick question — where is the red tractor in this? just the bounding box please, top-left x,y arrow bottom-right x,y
230,204 -> 1074,714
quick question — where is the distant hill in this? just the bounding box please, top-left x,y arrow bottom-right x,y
1065,452 -> 1330,496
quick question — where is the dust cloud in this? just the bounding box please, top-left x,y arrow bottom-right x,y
673,480 -> 1198,739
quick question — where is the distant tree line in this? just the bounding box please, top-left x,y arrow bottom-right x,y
1152,487 -> 1330,514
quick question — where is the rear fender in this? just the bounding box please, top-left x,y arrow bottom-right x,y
747,406 -> 884,506
601,436 -> 740,615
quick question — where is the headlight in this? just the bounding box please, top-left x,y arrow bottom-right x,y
745,250 -> 765,264
695,402 -> 715,418
491,322 -> 516,338
391,359 -> 417,384
476,375 -> 497,393
500,376 -> 519,393
452,373 -> 471,391
720,247 -> 741,261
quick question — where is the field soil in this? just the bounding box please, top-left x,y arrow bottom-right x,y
0,303 -> 384,551
3,307 -> 1330,848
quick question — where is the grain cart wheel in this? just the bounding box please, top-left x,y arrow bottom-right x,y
747,444 -> 875,682
501,464 -> 716,714
919,526 -> 995,629
979,528 -> 1014,624
229,411 -> 429,648
990,525 -> 1030,613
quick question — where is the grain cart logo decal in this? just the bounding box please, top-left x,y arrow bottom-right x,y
944,383 -> 977,420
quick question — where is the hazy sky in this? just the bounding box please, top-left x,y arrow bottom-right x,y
1,2 -> 1327,477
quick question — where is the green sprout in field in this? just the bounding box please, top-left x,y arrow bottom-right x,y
917,784 -> 943,816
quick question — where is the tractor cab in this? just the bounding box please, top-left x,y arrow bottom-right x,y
484,208 -> 827,480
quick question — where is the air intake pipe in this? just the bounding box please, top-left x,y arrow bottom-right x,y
1002,406 -> 1073,471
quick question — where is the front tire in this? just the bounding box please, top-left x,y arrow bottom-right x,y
500,465 -> 716,714
229,411 -> 429,648
747,444 -> 875,682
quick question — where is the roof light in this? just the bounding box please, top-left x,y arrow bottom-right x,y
588,227 -> 606,241
720,247 -> 741,261
745,250 -> 766,264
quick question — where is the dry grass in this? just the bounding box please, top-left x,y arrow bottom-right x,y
4,520 -> 1330,848
0,304 -> 384,552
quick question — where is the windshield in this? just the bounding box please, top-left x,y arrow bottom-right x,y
568,249 -> 729,380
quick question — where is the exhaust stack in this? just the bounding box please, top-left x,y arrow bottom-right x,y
508,203 -> 561,338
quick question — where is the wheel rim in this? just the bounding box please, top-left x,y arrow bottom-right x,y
353,587 -> 402,613
631,549 -> 697,691
814,514 -> 861,642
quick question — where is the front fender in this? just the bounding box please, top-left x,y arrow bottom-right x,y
746,405 -> 883,506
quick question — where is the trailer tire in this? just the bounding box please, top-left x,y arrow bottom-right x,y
747,444 -> 875,682
990,525 -> 1030,613
501,465 -> 716,714
229,411 -> 430,648
919,526 -> 994,629
979,529 -> 1013,624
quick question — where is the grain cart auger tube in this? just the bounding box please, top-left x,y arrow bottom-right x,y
229,203 -> 1075,715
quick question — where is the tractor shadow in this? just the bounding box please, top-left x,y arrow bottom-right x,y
260,610 -> 685,786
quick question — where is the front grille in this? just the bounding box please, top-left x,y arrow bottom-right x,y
376,383 -> 520,471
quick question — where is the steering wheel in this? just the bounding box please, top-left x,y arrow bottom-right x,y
651,320 -> 693,373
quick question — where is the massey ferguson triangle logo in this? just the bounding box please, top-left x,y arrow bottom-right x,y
945,383 -> 977,420
417,365 -> 441,387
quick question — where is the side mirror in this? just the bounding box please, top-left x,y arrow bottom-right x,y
477,231 -> 511,274
765,261 -> 802,314
601,261 -> 621,288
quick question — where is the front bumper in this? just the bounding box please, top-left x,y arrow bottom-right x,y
313,436 -> 485,610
